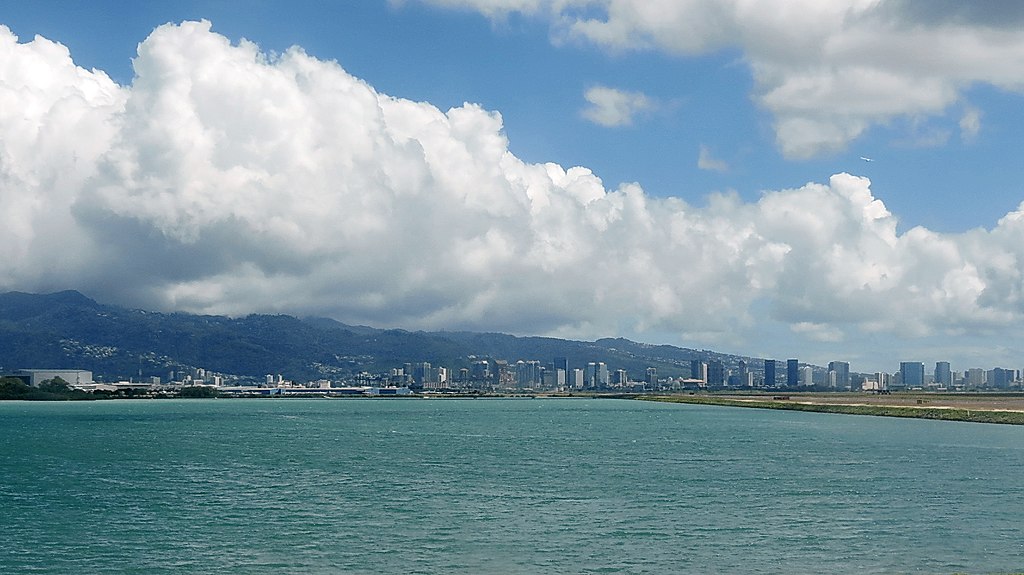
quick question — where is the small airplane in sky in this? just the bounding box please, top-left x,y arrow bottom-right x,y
860,156 -> 874,162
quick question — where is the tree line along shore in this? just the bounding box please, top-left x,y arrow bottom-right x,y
0,377 -> 219,400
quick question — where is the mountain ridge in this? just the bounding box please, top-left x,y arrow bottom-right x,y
0,290 -> 772,382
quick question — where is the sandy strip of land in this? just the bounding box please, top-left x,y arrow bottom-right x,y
714,393 -> 1024,413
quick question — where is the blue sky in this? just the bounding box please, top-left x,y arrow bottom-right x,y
3,1 -> 1024,374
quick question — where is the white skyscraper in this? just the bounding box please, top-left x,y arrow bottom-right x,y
799,366 -> 813,387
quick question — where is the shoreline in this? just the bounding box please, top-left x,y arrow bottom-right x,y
638,393 -> 1024,425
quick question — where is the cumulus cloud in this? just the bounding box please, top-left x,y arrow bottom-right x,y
697,145 -> 728,172
580,85 -> 653,127
4,20 -> 1024,366
0,25 -> 126,284
417,0 -> 1024,158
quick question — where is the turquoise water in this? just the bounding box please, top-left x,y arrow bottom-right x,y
2,398 -> 1023,574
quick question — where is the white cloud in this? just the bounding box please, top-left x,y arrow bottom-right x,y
697,144 -> 728,172
960,105 -> 982,141
791,322 -> 844,343
0,25 -> 126,285
581,85 -> 653,127
417,0 -> 1024,157
4,21 -> 1024,368
890,117 -> 951,149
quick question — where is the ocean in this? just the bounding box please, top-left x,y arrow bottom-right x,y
2,397 -> 1022,574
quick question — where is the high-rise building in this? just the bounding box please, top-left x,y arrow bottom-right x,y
692,361 -> 708,384
934,361 -> 952,387
586,362 -> 609,389
708,360 -> 725,386
554,357 -> 568,376
597,362 -> 609,389
570,368 -> 584,389
615,369 -> 628,386
899,362 -> 925,388
471,361 -> 490,380
828,361 -> 850,389
764,359 -> 776,387
737,371 -> 754,387
799,366 -> 814,387
434,367 -> 448,389
690,359 -> 706,382
965,368 -> 986,387
553,368 -> 566,388
515,360 -> 527,387
515,360 -> 542,387
726,360 -> 752,387
787,359 -> 799,387
645,367 -> 658,385
988,368 -> 1015,389
412,362 -> 433,388
492,359 -> 511,387
527,360 -> 541,386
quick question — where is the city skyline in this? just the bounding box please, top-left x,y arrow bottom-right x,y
274,354 -> 1024,391
3,2 -> 1024,373
191,352 -> 1024,392
9,336 -> 1023,392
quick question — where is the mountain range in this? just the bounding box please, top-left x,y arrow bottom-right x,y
0,290 -> 766,383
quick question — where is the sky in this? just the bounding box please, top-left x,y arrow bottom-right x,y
2,1 -> 1024,374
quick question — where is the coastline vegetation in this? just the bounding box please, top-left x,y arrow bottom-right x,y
0,377 -> 93,401
0,376 -> 220,401
638,394 -> 1024,425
